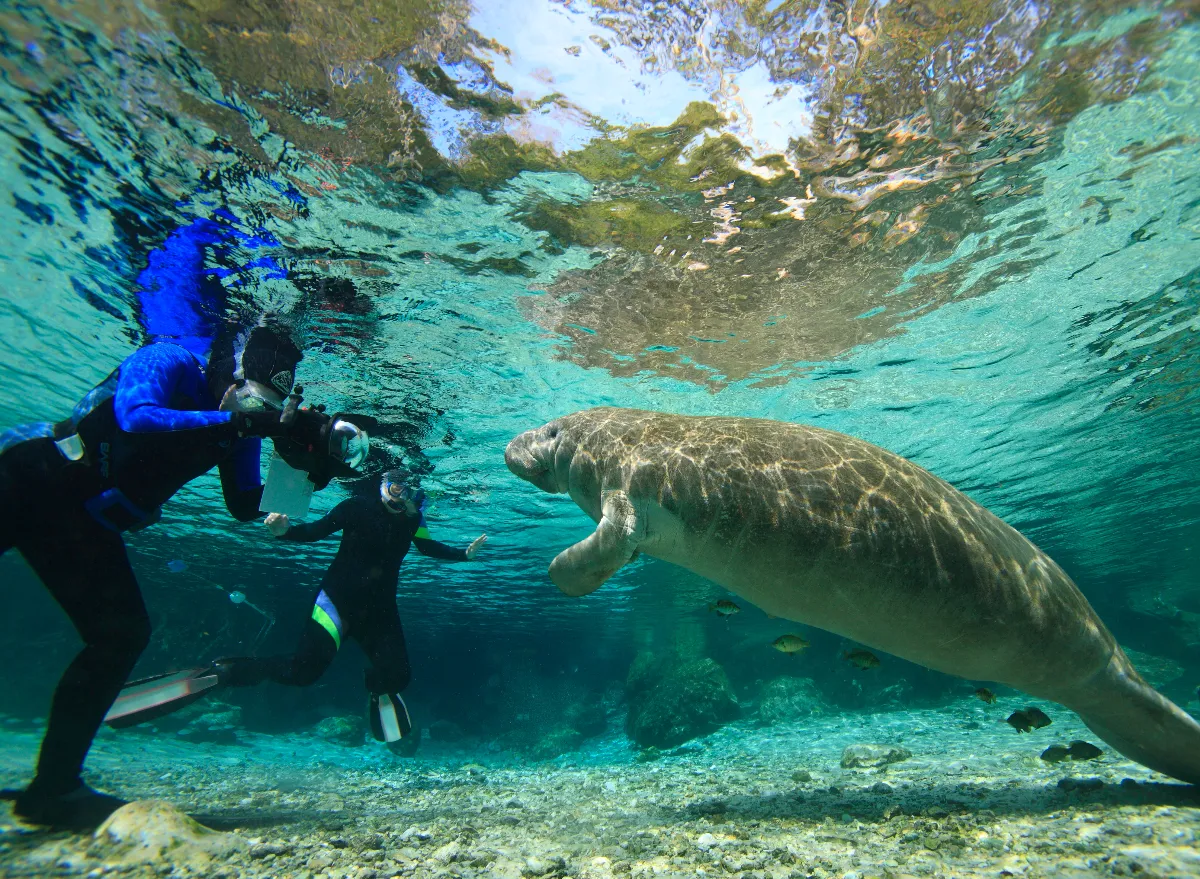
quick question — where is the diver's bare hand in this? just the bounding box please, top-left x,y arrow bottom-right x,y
466,534 -> 488,560
265,512 -> 291,537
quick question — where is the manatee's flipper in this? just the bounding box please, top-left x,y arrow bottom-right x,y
549,489 -> 644,596
1067,653 -> 1200,785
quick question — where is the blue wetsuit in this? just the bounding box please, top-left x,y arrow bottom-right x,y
0,342 -> 265,801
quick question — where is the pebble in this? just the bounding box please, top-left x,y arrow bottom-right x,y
840,743 -> 913,769
250,843 -> 291,858
432,840 -> 461,863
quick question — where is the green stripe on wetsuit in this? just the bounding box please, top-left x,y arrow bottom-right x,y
414,526 -> 431,540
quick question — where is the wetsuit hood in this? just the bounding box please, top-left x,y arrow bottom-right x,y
208,324 -> 302,401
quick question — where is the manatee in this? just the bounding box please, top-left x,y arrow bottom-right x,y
504,407 -> 1200,785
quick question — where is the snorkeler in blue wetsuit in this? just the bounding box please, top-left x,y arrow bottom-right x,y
0,323 -> 365,830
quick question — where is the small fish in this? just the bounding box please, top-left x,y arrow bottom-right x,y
974,687 -> 997,705
843,649 -> 881,670
1007,706 -> 1053,733
1067,740 -> 1103,761
1024,707 -> 1052,729
1007,710 -> 1035,733
772,634 -> 810,654
1040,745 -> 1070,763
709,599 -> 741,617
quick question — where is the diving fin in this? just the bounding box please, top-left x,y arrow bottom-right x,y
368,692 -> 412,743
104,667 -> 222,729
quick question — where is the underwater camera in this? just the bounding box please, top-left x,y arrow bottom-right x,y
271,390 -> 377,491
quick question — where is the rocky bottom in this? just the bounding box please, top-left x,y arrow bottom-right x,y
2,698 -> 1199,879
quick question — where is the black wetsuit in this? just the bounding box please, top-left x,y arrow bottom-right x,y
0,344 -> 264,805
229,496 -> 467,695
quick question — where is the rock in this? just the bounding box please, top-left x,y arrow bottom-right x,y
531,725 -> 584,760
791,769 -> 813,783
249,843 -> 292,858
428,719 -> 466,742
489,857 -> 528,879
174,702 -> 243,745
869,781 -> 894,794
523,854 -> 566,875
581,855 -> 614,879
840,743 -> 912,769
433,840 -> 461,863
307,851 -> 334,870
624,653 -> 739,749
93,801 -> 244,869
756,676 -> 828,723
314,715 -> 366,747
564,700 -> 607,738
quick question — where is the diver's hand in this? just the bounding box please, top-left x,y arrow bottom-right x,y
465,534 -> 488,560
265,512 -> 291,537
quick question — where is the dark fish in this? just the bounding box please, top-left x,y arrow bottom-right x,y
1067,740 -> 1103,760
709,599 -> 741,617
1040,745 -> 1070,763
1007,710 -> 1034,733
974,687 -> 997,705
843,649 -> 881,670
1007,706 -> 1052,733
772,634 -> 810,654
1024,707 -> 1052,729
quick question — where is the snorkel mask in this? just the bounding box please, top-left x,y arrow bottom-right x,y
328,417 -> 370,472
218,379 -> 286,414
380,470 -> 425,514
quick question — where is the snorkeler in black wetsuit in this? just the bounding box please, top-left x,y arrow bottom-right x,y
0,324 -> 364,830
213,471 -> 486,746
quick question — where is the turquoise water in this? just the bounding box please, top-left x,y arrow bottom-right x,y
1,0 -> 1198,874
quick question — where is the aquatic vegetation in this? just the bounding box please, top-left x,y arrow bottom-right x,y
625,653 -> 740,748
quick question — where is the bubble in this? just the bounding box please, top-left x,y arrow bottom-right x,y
229,591 -> 246,604
166,560 -> 187,573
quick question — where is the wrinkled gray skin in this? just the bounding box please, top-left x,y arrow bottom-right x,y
505,407 -> 1200,785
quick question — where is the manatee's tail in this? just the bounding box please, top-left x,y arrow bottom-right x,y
1064,652 -> 1200,785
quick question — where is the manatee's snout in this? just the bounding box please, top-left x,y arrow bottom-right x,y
505,423 -> 563,494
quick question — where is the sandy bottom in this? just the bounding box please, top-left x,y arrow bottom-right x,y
2,697 -> 1199,879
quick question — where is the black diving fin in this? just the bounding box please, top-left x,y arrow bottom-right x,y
104,667 -> 222,729
368,692 -> 412,744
